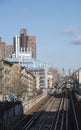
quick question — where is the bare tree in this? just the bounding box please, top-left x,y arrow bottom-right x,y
2,66 -> 12,95
11,64 -> 21,96
20,69 -> 28,93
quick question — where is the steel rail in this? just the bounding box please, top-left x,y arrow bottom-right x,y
11,115 -> 32,130
11,96 -> 51,130
23,96 -> 54,130
38,98 -> 55,130
54,97 -> 64,130
66,94 -> 69,130
70,94 -> 80,130
10,115 -> 29,130
49,98 -> 62,130
60,98 -> 65,130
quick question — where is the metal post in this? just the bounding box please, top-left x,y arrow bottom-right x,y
0,60 -> 3,101
45,61 -> 48,90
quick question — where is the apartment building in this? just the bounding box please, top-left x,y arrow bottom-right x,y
0,39 -> 14,60
13,28 -> 36,59
0,41 -> 5,60
5,44 -> 14,58
1,60 -> 36,99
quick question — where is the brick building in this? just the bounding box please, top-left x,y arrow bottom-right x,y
0,38 -> 14,60
0,41 -> 5,59
13,28 -> 36,59
5,44 -> 14,58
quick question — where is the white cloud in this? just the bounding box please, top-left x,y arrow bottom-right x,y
60,28 -> 77,36
71,35 -> 81,45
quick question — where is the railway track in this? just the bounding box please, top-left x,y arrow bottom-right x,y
69,91 -> 81,130
10,96 -> 52,130
23,94 -> 66,130
10,86 -> 81,130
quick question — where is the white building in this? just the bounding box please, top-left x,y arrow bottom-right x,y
5,34 -> 48,90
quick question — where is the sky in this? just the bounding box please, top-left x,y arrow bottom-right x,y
0,0 -> 81,74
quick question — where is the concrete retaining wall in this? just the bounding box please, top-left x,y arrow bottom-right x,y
23,92 -> 47,113
0,101 -> 23,130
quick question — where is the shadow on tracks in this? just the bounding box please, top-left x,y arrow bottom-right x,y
1,91 -> 81,130
22,109 -> 80,130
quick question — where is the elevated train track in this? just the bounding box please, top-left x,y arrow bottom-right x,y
9,84 -> 81,130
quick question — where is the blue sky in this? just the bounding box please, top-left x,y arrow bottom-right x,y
0,0 -> 81,74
